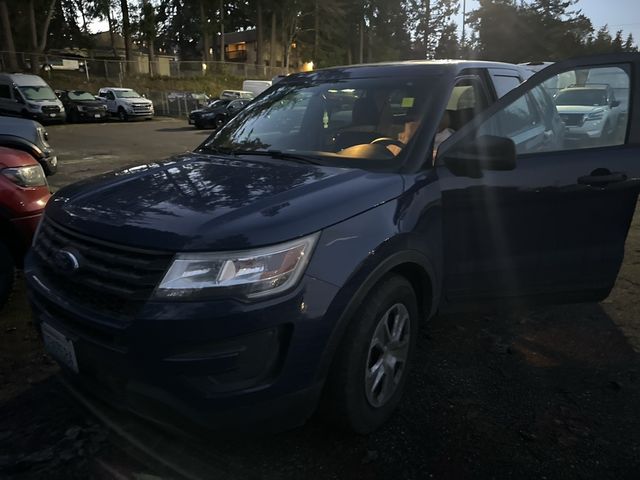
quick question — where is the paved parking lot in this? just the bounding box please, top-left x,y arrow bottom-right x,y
1,120 -> 639,479
46,118 -> 210,191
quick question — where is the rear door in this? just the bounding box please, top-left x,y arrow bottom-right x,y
437,53 -> 640,305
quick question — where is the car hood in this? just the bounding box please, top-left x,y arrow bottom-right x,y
71,100 -> 106,108
46,153 -> 404,251
121,98 -> 152,105
556,105 -> 605,115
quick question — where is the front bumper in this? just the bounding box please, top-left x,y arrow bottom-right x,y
34,111 -> 66,123
564,124 -> 605,141
25,258 -> 340,431
78,110 -> 109,121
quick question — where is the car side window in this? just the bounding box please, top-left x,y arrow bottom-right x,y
477,65 -> 631,155
0,84 -> 10,99
492,75 -> 523,98
106,92 -> 115,100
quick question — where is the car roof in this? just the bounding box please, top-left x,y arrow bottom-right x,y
100,87 -> 133,91
0,73 -> 49,86
284,59 -> 530,82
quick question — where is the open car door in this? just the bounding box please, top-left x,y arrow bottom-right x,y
436,53 -> 640,306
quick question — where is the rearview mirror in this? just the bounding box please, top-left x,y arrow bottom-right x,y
441,135 -> 516,178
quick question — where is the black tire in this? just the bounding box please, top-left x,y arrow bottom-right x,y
214,115 -> 226,129
0,241 -> 16,311
117,107 -> 128,121
322,274 -> 418,434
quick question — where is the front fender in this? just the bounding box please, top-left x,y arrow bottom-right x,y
305,200 -> 442,382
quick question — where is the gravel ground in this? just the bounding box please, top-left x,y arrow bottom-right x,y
0,120 -> 639,479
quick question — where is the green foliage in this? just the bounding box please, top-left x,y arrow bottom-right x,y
4,0 -> 639,70
468,0 -> 638,62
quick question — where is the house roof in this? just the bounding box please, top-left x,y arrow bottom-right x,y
224,29 -> 256,45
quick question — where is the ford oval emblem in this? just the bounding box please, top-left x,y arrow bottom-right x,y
53,249 -> 80,274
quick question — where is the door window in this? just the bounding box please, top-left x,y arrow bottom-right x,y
106,92 -> 115,100
0,84 -> 10,99
492,75 -> 522,98
476,65 -> 631,155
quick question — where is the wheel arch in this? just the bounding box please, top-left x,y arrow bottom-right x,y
314,249 -> 438,383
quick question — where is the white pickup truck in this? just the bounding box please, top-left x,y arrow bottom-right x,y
97,87 -> 154,121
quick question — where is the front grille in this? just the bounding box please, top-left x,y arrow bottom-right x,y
42,105 -> 61,114
561,113 -> 584,127
132,103 -> 152,113
33,219 -> 173,320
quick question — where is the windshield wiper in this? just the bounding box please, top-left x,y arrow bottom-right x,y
230,149 -> 320,165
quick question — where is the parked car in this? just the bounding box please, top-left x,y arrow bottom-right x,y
0,147 -> 50,309
0,73 -> 66,123
554,84 -> 622,144
189,98 -> 251,129
25,54 -> 640,435
0,116 -> 58,176
97,87 -> 154,121
242,80 -> 272,97
56,90 -> 109,123
219,89 -> 254,100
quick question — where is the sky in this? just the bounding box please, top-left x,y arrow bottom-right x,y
456,0 -> 640,46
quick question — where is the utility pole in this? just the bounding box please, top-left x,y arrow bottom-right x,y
461,0 -> 467,51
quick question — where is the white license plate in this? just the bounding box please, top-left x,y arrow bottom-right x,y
49,113 -> 56,117
94,114 -> 101,118
42,323 -> 78,373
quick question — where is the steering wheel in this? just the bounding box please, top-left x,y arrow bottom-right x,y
370,137 -> 406,149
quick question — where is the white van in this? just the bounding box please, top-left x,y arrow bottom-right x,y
0,73 -> 66,122
242,80 -> 272,97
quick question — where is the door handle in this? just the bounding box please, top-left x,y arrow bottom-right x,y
578,170 -> 627,186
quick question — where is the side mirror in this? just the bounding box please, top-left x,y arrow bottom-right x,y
441,135 -> 516,178
15,96 -> 24,104
611,100 -> 620,108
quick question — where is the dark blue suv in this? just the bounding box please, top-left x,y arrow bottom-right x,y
26,54 -> 640,433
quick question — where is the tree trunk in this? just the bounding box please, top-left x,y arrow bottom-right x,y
107,8 -> 117,57
0,1 -> 18,71
270,10 -> 276,68
200,0 -> 211,62
313,0 -> 319,63
424,0 -> 431,58
358,18 -> 364,63
281,7 -> 287,70
120,0 -> 132,70
148,38 -> 155,76
219,0 -> 224,62
255,0 -> 263,66
28,0 -> 40,73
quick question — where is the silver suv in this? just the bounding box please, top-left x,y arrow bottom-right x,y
554,84 -> 622,144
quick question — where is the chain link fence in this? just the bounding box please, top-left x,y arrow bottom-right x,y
0,51 -> 290,84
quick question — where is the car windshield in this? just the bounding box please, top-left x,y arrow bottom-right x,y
555,89 -> 608,106
208,100 -> 228,109
68,91 -> 96,101
115,90 -> 142,99
19,85 -> 57,101
203,74 -> 441,167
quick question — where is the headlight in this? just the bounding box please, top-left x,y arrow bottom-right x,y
1,165 -> 47,187
102,105 -> 108,110
155,233 -> 319,300
76,105 -> 85,112
28,103 -> 40,110
586,110 -> 604,121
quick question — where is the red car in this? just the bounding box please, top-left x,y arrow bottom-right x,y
0,147 -> 50,308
